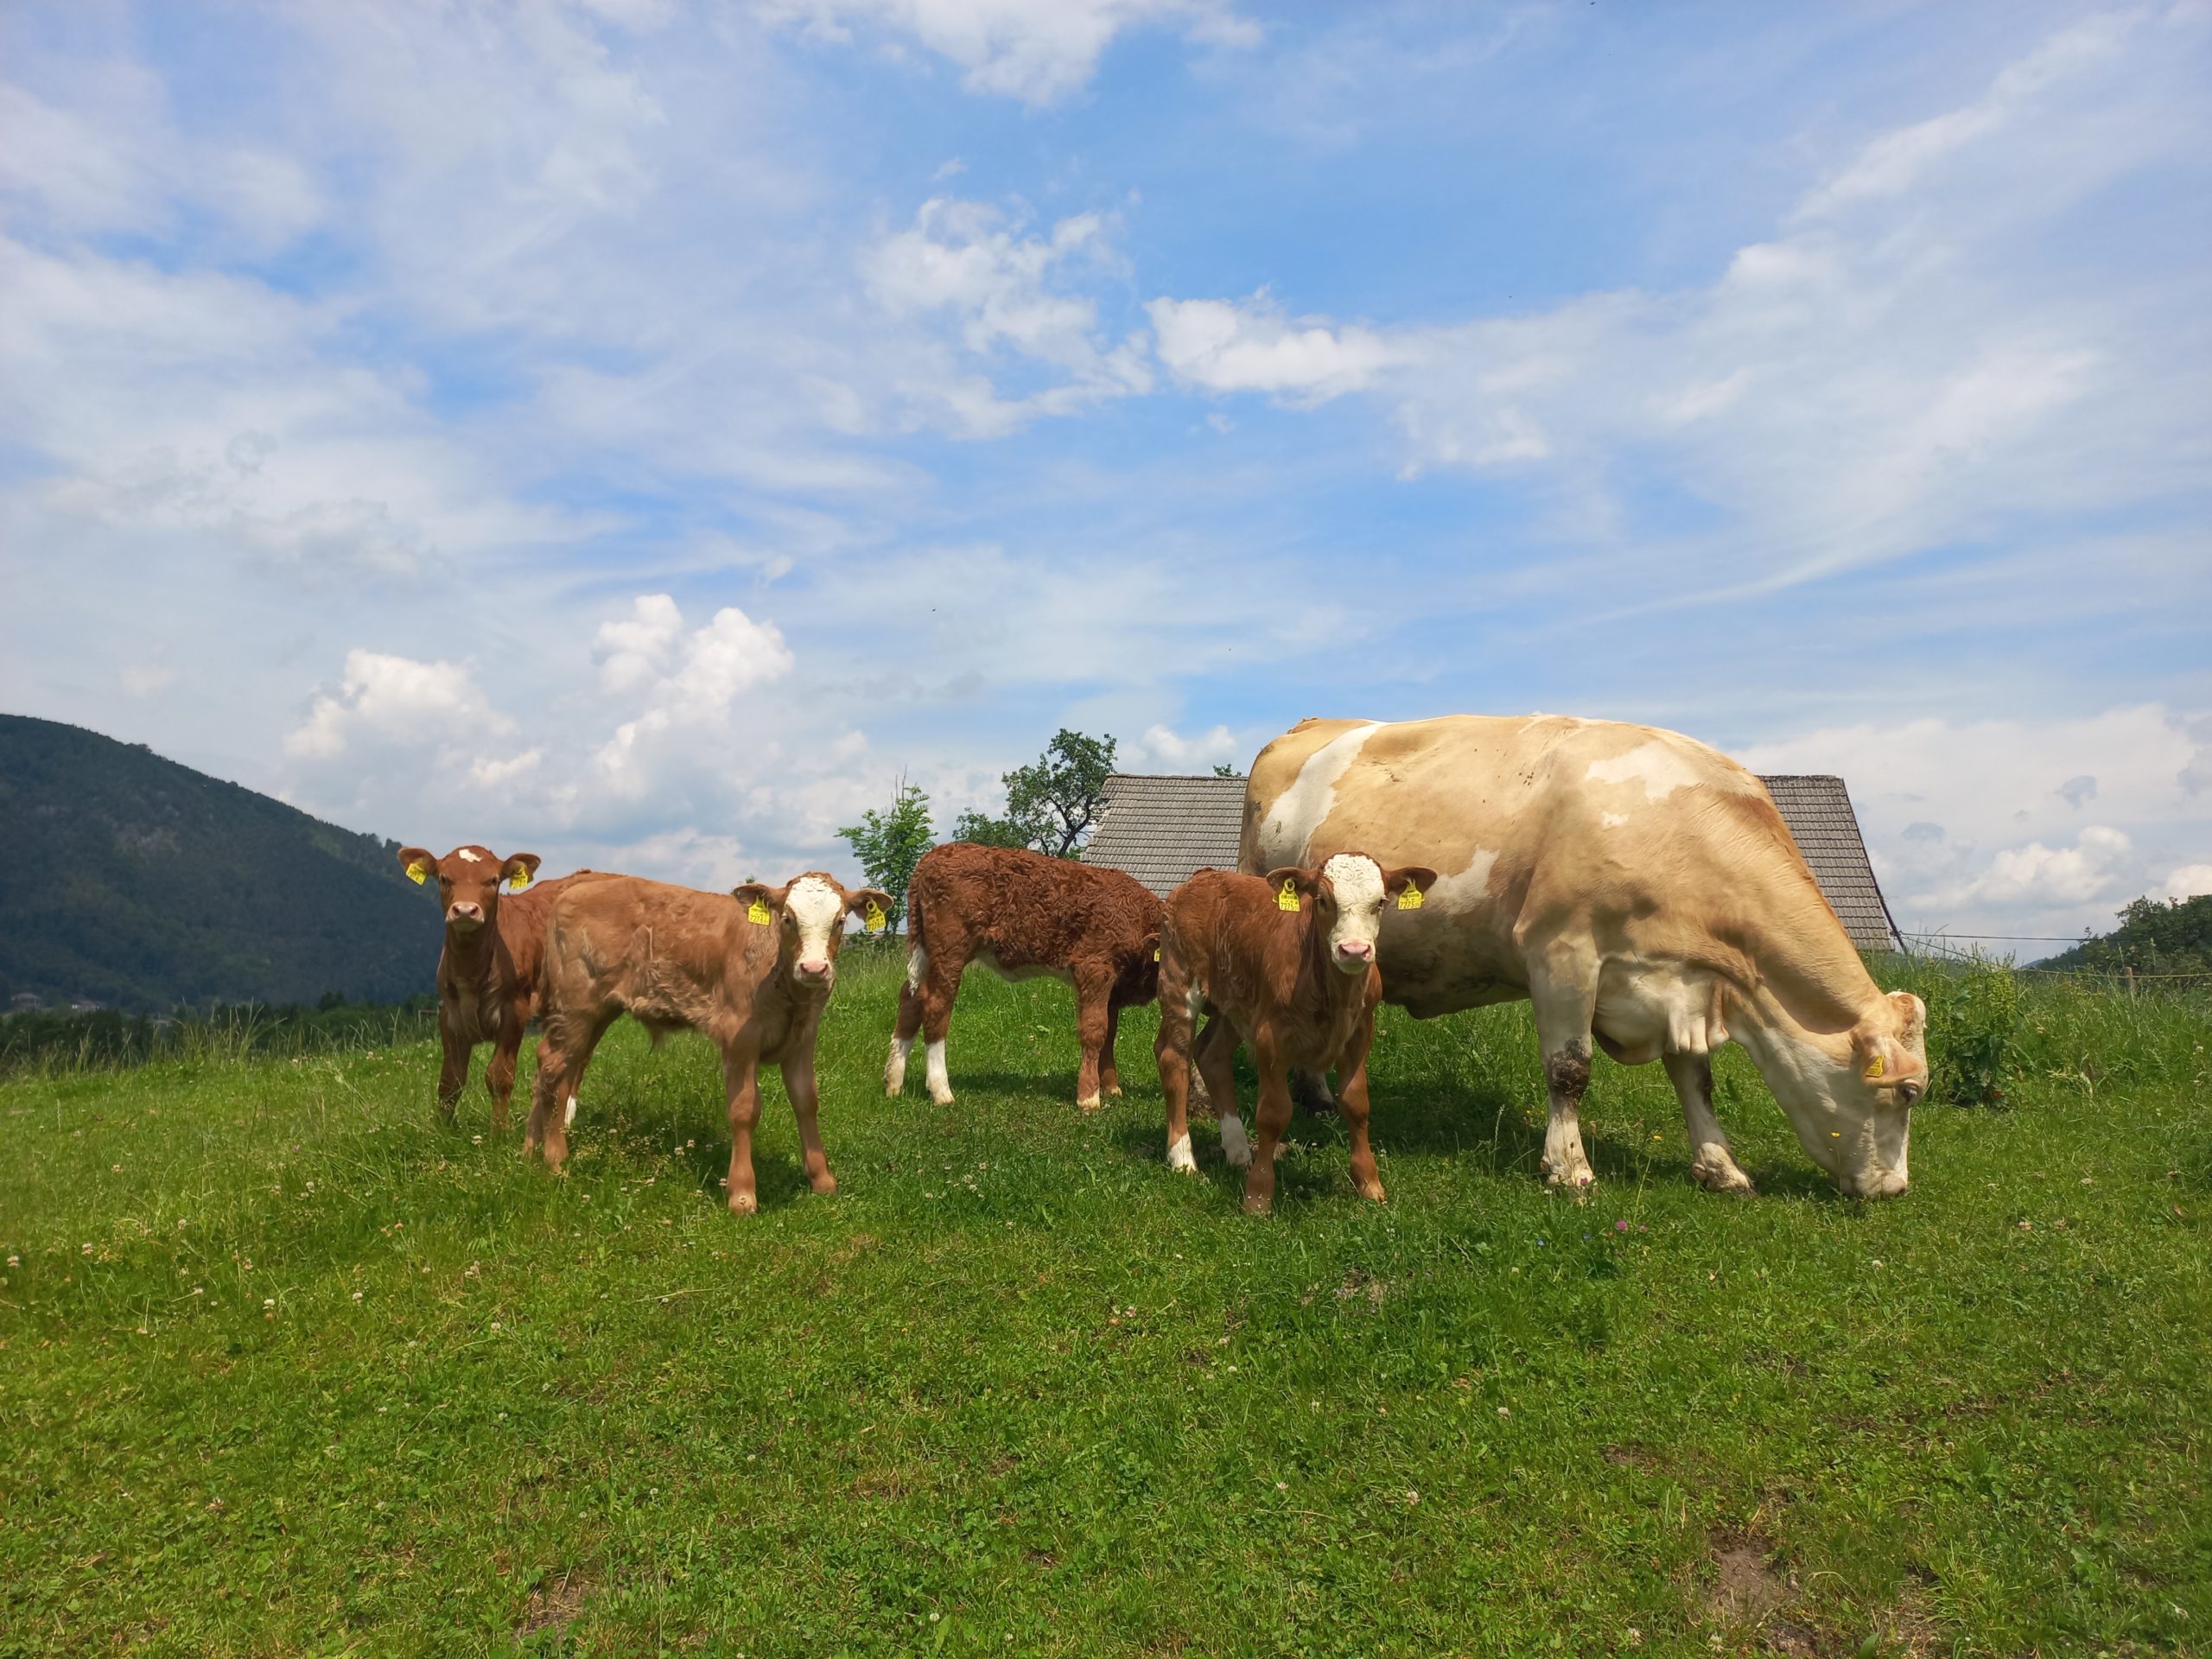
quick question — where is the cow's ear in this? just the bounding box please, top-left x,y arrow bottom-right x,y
845,888 -> 894,933
1383,865 -> 1440,908
733,881 -> 791,925
1262,866 -> 1320,911
1849,1023 -> 1893,1082
1887,988 -> 1926,1041
501,853 -> 542,891
398,847 -> 439,886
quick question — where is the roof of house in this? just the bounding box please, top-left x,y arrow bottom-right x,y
1755,773 -> 1902,952
1084,769 -> 1900,953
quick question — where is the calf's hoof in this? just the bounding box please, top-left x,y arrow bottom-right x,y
1356,1178 -> 1388,1203
1103,1082 -> 1123,1098
1218,1119 -> 1253,1169
1166,1134 -> 1198,1174
1241,1192 -> 1274,1217
1076,1092 -> 1103,1113
809,1171 -> 839,1197
728,1190 -> 760,1216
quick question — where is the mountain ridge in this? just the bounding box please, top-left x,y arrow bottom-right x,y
0,713 -> 442,1010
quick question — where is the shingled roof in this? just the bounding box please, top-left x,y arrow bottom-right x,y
1756,774 -> 1901,952
1084,770 -> 1900,953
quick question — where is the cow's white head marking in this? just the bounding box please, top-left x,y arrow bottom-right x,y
1742,988 -> 1928,1199
1270,853 -> 1440,976
785,875 -> 847,985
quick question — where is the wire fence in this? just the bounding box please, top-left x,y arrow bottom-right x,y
1897,931 -> 2212,986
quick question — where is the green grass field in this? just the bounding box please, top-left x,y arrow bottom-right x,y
3,953 -> 2208,1657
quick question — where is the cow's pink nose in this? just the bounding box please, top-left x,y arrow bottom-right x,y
1337,938 -> 1372,960
797,957 -> 832,979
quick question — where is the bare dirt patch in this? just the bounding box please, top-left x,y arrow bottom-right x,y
518,1567 -> 588,1637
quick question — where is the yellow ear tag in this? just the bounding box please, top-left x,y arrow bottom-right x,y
1153,947 -> 1160,962
1396,885 -> 1425,911
747,899 -> 772,925
406,861 -> 429,886
506,867 -> 531,893
1864,1052 -> 1886,1080
1277,879 -> 1300,912
863,900 -> 887,934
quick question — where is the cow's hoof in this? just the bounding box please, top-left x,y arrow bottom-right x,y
928,1089 -> 956,1107
1544,1165 -> 1596,1196
1356,1179 -> 1387,1203
728,1191 -> 759,1216
1218,1119 -> 1253,1168
809,1173 -> 839,1197
1692,1160 -> 1755,1195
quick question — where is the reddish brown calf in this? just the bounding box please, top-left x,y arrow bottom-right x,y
885,842 -> 1162,1111
526,871 -> 891,1214
1154,852 -> 1433,1214
397,843 -> 597,1131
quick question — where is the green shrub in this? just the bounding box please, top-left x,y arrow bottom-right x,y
1878,952 -> 2024,1106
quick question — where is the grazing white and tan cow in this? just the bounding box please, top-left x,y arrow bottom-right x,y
526,871 -> 891,1213
1241,715 -> 1928,1198
1155,853 -> 1434,1215
396,843 -> 600,1132
887,842 -> 1163,1111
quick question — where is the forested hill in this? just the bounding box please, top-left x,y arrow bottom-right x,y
0,714 -> 441,1011
2037,893 -> 2212,977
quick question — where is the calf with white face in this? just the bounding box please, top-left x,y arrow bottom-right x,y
528,869 -> 891,1213
1154,852 -> 1434,1215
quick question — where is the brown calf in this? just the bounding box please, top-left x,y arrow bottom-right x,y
526,871 -> 891,1214
886,842 -> 1162,1111
397,843 -> 596,1131
1154,853 -> 1434,1214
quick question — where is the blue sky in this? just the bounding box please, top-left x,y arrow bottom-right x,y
2,0 -> 2207,947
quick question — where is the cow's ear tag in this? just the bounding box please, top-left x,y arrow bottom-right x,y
1396,884 -> 1425,911
406,861 -> 429,886
1153,946 -> 1160,961
1864,1052 -> 1886,1080
863,899 -> 887,934
506,867 -> 532,893
1277,879 -> 1300,912
747,899 -> 772,925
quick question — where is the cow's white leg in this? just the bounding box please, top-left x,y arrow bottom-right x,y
884,1034 -> 913,1096
1217,1111 -> 1252,1169
924,1039 -> 954,1105
1167,1131 -> 1198,1173
1663,1050 -> 1754,1194
1530,965 -> 1599,1191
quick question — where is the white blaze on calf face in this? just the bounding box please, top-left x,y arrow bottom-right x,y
1320,853 -> 1388,973
785,875 -> 848,982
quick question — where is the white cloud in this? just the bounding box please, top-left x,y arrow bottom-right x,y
760,0 -> 1257,105
1131,721 -> 1243,771
1922,825 -> 2133,911
1140,9 -> 2210,603
865,197 -> 1152,430
285,651 -> 512,760
1735,704 -> 2212,939
1147,294 -> 1406,402
2161,864 -> 2212,902
588,596 -> 797,799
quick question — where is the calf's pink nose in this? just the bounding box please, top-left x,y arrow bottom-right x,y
797,957 -> 832,979
1337,938 -> 1372,960
448,903 -> 483,922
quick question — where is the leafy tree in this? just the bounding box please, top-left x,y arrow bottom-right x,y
956,729 -> 1118,859
2040,893 -> 2212,977
836,779 -> 934,931
948,810 -> 1029,849
1211,761 -> 1243,779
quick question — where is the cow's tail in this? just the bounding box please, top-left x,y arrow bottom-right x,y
902,886 -> 928,993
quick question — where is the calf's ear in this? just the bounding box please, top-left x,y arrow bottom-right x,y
398,847 -> 439,886
732,881 -> 791,925
1261,866 -> 1322,912
845,888 -> 894,932
1383,865 -> 1440,907
500,853 -> 543,891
